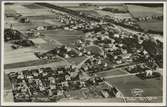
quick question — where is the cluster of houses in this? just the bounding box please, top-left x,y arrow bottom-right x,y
8,65 -> 121,102
35,45 -> 79,59
136,15 -> 163,22
30,7 -> 161,80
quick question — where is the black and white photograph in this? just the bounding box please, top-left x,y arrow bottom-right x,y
1,1 -> 166,106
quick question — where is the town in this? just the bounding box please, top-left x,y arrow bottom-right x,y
3,2 -> 163,103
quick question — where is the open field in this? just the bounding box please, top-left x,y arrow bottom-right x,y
106,75 -> 162,97
22,3 -> 44,9
69,4 -> 131,19
4,58 -> 62,69
127,5 -> 163,18
4,43 -> 14,52
97,69 -> 128,77
127,5 -> 163,33
5,3 -> 52,16
38,29 -> 85,46
4,46 -> 38,64
138,21 -> 163,32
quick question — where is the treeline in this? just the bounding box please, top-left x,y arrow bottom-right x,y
104,18 -> 144,31
142,39 -> 163,67
147,30 -> 163,35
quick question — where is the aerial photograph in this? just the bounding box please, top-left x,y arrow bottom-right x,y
2,1 -> 165,105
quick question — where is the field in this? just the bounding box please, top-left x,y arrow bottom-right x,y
4,46 -> 38,64
69,5 -> 131,19
38,29 -> 85,46
127,5 -> 163,33
5,5 -> 17,17
106,75 -> 163,97
97,69 -> 128,77
138,21 -> 163,32
5,17 -> 64,31
22,4 -> 44,9
68,4 -> 131,19
127,5 -> 163,18
4,58 -> 62,69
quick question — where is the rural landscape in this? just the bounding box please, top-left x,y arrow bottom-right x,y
3,2 -> 164,104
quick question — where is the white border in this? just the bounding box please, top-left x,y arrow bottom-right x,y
1,1 -> 166,106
